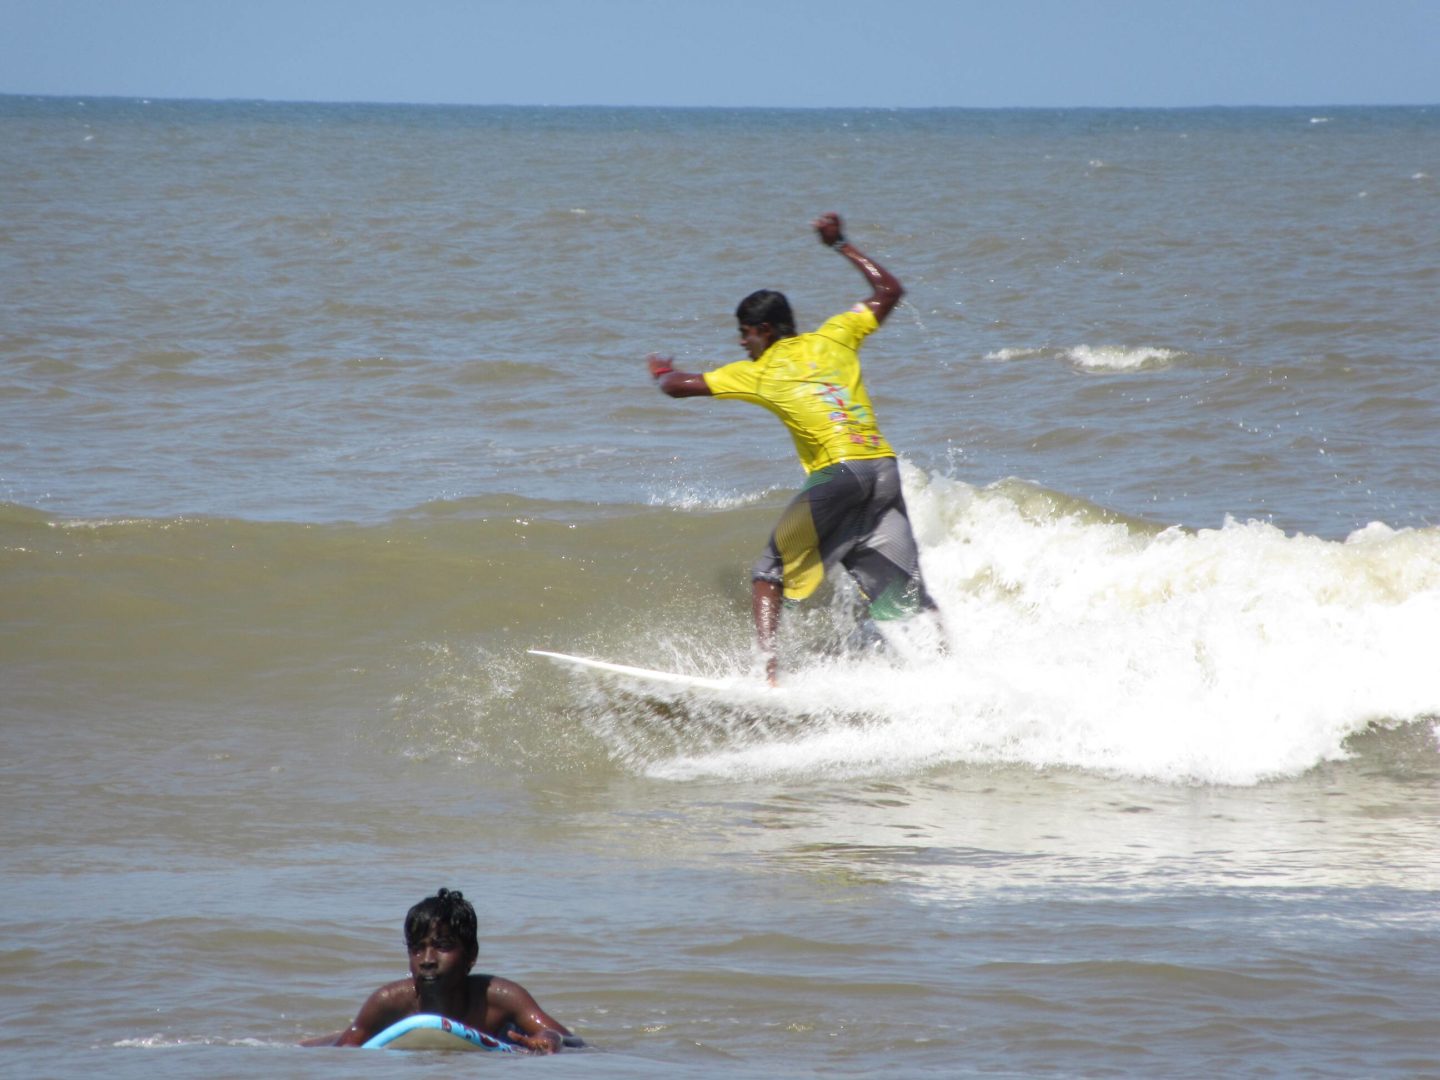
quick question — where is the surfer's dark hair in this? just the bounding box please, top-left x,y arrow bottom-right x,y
736,290 -> 796,337
405,887 -> 478,956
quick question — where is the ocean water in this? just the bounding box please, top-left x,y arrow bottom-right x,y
2,96 -> 1439,1078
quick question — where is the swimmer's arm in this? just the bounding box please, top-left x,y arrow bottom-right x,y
647,353 -> 712,398
813,212 -> 905,324
489,977 -> 583,1053
298,1029 -> 346,1047
323,984 -> 408,1047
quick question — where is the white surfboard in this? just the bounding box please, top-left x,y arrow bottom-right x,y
361,1013 -> 519,1052
528,649 -> 739,692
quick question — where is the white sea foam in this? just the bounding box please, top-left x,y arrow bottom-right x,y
983,346 -> 1046,362
984,345 -> 1182,371
649,470 -> 1440,786
1064,344 -> 1181,371
112,1035 -> 277,1048
646,484 -> 772,511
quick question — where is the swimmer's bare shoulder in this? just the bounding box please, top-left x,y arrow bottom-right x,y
477,973 -> 584,1052
300,977 -> 416,1047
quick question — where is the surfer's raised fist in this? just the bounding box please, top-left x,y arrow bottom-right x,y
812,212 -> 845,247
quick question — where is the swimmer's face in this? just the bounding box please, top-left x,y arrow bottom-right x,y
407,927 -> 474,987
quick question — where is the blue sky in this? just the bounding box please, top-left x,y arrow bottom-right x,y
3,0 -> 1437,108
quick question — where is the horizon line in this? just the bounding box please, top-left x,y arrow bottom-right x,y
3,91 -> 1436,112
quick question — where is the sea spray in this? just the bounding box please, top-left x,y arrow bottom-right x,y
601,469 -> 1440,785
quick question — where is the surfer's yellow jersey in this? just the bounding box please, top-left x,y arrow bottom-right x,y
702,307 -> 895,474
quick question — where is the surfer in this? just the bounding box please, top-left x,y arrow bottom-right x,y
301,887 -> 582,1052
647,212 -> 942,684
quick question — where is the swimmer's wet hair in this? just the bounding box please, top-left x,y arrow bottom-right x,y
404,887 -> 478,956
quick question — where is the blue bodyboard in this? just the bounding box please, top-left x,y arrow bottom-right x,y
361,1013 -> 520,1052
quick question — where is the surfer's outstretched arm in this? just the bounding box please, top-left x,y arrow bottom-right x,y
813,212 -> 905,324
647,353 -> 712,397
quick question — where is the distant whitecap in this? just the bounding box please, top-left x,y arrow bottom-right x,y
1066,345 -> 1181,371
